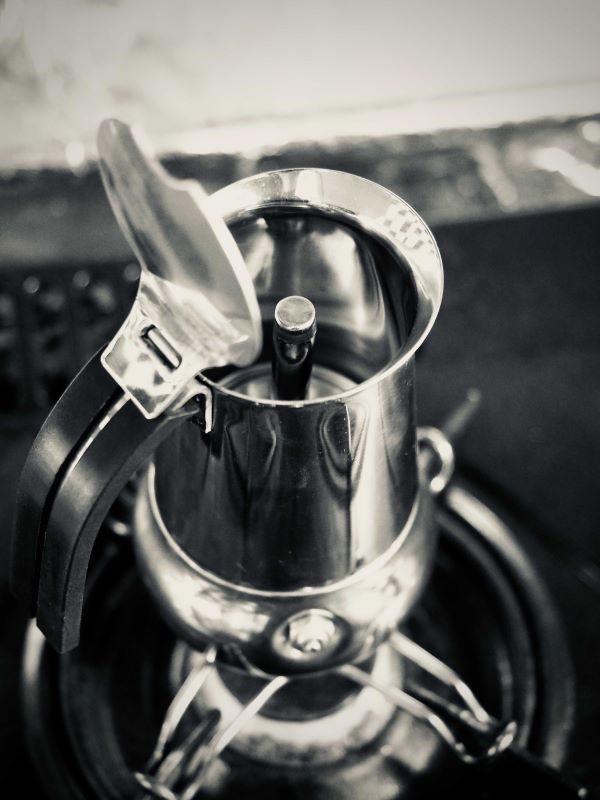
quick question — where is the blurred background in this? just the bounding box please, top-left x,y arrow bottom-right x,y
1,0 -> 600,167
1,0 -> 600,258
1,0 -> 600,793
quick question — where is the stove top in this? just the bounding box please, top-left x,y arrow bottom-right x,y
18,482 -> 574,799
1,203 -> 599,797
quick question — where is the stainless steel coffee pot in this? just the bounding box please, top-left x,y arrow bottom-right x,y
12,168 -> 447,674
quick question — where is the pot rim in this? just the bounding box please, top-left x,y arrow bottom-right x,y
204,167 -> 443,407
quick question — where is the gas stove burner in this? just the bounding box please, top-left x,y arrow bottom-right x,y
21,484 -> 573,800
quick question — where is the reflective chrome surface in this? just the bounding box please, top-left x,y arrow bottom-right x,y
133,169 -> 444,668
97,119 -> 262,418
168,642 -> 401,768
155,360 -> 420,589
134,464 -> 437,673
272,294 -> 317,400
102,270 -> 249,419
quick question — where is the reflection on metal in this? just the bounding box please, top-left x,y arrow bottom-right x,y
146,645 -> 218,771
135,462 -> 436,672
97,119 -> 261,418
272,294 -> 317,400
271,608 -> 343,661
418,426 -> 456,495
338,663 -> 517,765
139,169 -> 443,667
390,630 -> 491,725
101,266 -> 246,420
181,675 -> 290,800
135,644 -> 219,799
136,630 -> 516,798
173,641 -> 401,767
135,710 -> 221,800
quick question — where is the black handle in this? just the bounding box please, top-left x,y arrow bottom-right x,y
11,349 -> 186,652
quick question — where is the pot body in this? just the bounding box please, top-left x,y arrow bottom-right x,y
154,357 -> 418,591
135,169 -> 444,670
